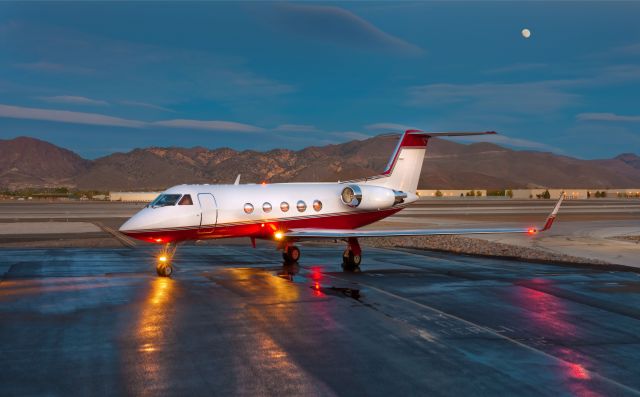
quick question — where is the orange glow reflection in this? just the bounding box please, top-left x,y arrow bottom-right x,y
130,277 -> 176,396
225,268 -> 300,302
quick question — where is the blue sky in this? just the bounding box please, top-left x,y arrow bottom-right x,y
0,1 -> 639,159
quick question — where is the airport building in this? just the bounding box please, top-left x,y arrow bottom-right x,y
109,191 -> 160,202
417,188 -> 640,199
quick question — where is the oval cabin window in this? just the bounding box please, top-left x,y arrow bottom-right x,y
313,200 -> 322,211
280,201 -> 290,212
296,200 -> 307,212
243,203 -> 254,214
263,202 -> 272,213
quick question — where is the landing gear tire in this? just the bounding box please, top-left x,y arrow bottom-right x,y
283,246 -> 301,264
156,262 -> 173,277
342,249 -> 361,272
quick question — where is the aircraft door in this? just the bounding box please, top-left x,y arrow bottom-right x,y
197,193 -> 218,228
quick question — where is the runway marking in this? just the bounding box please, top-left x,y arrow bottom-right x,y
297,263 -> 640,395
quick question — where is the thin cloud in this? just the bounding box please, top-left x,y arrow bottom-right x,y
485,63 -> 548,74
611,42 -> 640,56
407,80 -> 581,114
577,112 -> 640,122
331,131 -> 371,141
452,134 -> 564,153
365,122 -> 417,132
0,104 -> 263,132
15,61 -> 95,75
0,104 -> 144,128
271,4 -> 423,55
153,119 -> 264,133
120,100 -> 175,113
38,95 -> 108,106
4,22 -> 295,104
273,124 -> 320,133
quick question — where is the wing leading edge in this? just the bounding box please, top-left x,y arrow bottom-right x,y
285,194 -> 564,239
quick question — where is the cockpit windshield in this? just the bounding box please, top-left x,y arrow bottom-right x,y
149,194 -> 182,208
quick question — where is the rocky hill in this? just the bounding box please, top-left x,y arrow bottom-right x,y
1,135 -> 639,190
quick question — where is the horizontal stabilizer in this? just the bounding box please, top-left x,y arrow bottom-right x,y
406,129 -> 497,137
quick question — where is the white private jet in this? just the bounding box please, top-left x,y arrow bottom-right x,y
119,130 -> 563,276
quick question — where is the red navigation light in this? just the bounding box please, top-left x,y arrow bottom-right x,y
155,238 -> 163,243
261,181 -> 267,186
527,228 -> 536,235
309,266 -> 323,281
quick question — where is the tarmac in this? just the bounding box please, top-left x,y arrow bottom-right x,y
2,245 -> 640,396
1,199 -> 639,396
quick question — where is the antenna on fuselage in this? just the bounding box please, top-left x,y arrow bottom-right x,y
234,174 -> 241,185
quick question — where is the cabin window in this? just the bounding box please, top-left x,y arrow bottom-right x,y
280,201 -> 290,212
263,202 -> 272,213
150,194 -> 181,208
244,203 -> 254,214
296,200 -> 307,212
178,194 -> 193,205
313,200 -> 322,211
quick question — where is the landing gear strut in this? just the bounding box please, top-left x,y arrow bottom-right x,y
156,242 -> 177,277
282,245 -> 301,264
342,237 -> 362,272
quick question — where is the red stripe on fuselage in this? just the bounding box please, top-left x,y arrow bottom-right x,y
121,207 -> 404,244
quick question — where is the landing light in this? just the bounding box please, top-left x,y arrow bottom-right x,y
274,231 -> 284,240
527,228 -> 537,235
155,238 -> 163,243
158,256 -> 167,262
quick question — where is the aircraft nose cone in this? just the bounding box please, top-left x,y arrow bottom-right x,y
119,212 -> 146,233
119,218 -> 136,233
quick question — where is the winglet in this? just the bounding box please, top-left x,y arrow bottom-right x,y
540,192 -> 564,232
234,174 -> 241,185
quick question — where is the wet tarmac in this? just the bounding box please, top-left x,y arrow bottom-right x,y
2,245 -> 640,396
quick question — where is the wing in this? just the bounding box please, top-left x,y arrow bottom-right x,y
285,194 -> 564,239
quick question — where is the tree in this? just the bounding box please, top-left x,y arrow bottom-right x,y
587,191 -> 591,199
506,189 -> 513,198
435,190 -> 443,197
542,189 -> 551,199
476,190 -> 482,197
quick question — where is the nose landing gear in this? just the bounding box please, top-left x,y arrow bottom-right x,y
156,243 -> 177,277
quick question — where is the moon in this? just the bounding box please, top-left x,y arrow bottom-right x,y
521,28 -> 531,39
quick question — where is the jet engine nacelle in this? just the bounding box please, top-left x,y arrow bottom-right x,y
340,184 -> 407,210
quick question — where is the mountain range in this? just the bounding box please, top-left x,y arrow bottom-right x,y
1,135 -> 639,191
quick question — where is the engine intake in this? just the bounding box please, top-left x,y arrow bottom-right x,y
340,184 -> 406,210
341,185 -> 363,207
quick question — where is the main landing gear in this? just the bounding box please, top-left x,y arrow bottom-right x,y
278,238 -> 362,271
156,242 -> 177,277
282,245 -> 301,265
341,237 -> 362,272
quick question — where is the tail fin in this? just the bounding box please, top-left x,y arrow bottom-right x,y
366,130 -> 496,193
